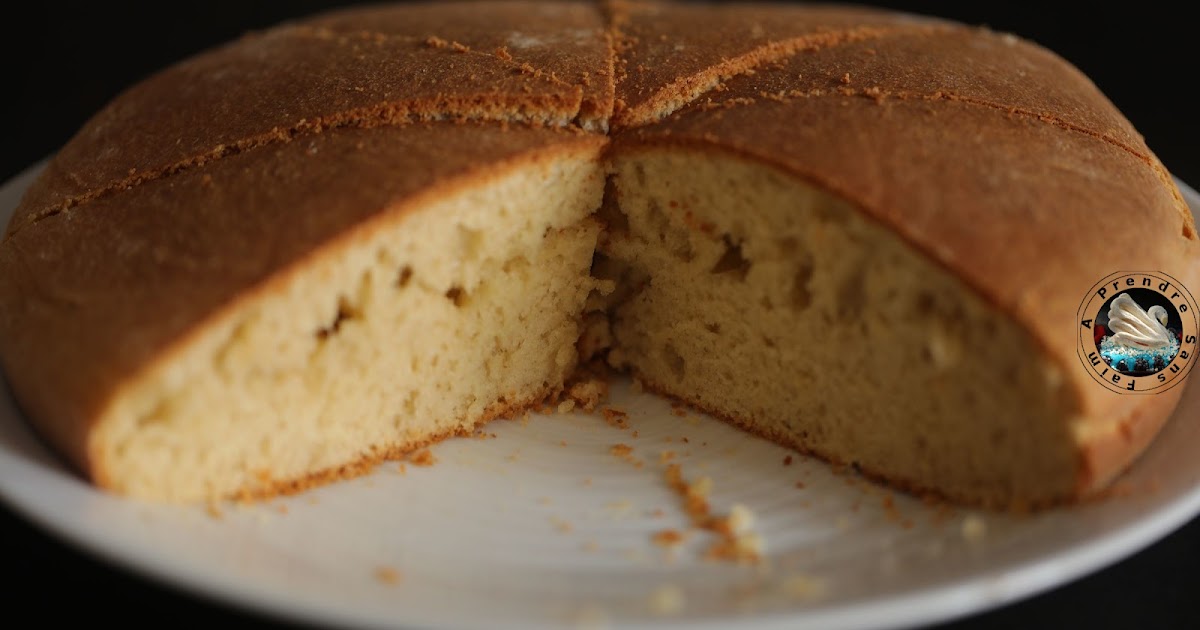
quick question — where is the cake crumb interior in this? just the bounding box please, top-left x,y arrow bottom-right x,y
596,149 -> 1080,507
100,153 -> 604,500
97,144 -> 1080,507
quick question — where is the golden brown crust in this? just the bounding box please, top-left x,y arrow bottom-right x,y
1073,388 -> 1181,494
1,0 -> 1194,503
221,388 -> 558,503
605,0 -> 950,128
608,2 -> 1195,501
0,122 -> 606,474
666,26 -> 1150,159
305,1 -> 615,129
619,93 -> 1197,496
8,0 -> 612,238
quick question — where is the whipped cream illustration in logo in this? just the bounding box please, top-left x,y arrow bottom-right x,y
1098,292 -> 1181,375
1107,293 -> 1174,349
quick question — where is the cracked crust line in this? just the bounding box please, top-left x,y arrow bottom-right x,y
600,0 -> 633,98
596,0 -> 620,121
678,85 -> 1190,218
291,23 -> 621,134
8,5 -> 1188,242
5,20 -> 610,240
5,102 -> 592,243
289,24 -> 583,92
611,23 -> 955,129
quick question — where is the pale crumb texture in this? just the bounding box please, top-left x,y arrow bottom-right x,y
602,150 -> 1079,507
663,462 -> 764,564
76,107 -> 1096,508
961,514 -> 988,542
95,156 -> 605,500
733,532 -> 763,558
566,375 -> 609,411
728,503 -> 755,535
649,584 -> 685,616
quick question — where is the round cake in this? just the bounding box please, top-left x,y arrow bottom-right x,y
0,0 -> 1195,507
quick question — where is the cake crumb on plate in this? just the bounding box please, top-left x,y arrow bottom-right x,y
649,584 -> 685,615
652,529 -> 686,547
961,514 -> 988,542
374,566 -> 402,586
408,449 -> 437,467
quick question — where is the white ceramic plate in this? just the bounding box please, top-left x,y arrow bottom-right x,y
1,164 -> 1198,630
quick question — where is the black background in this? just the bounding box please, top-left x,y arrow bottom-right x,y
1,2 -> 1196,629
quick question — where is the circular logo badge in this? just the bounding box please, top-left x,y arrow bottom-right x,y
1078,272 -> 1198,394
